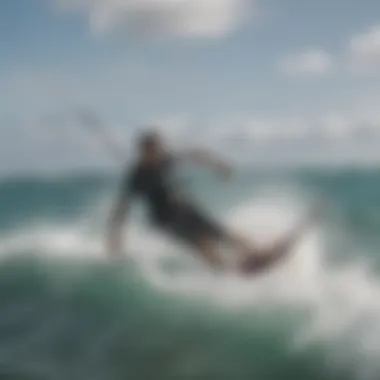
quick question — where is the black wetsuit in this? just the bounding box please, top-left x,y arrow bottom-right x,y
123,155 -> 225,246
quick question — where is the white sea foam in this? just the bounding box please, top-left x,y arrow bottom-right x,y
1,191 -> 380,377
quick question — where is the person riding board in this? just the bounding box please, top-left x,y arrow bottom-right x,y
106,130 -> 319,274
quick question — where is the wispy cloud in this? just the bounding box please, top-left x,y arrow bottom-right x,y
56,0 -> 255,40
277,48 -> 333,77
204,110 -> 380,148
276,24 -> 380,77
348,25 -> 380,71
3,104 -> 380,175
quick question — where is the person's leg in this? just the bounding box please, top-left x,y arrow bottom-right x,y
188,219 -> 256,270
191,227 -> 258,272
181,208 -> 258,262
193,234 -> 226,270
224,231 -> 259,257
239,200 -> 323,274
160,212 -> 224,270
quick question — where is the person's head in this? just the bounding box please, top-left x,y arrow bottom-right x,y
137,130 -> 165,164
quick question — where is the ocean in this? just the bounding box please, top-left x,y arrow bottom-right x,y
1,167 -> 380,380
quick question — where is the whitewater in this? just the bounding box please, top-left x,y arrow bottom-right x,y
0,168 -> 380,380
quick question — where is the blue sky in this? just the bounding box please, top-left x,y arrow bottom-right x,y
2,0 -> 380,173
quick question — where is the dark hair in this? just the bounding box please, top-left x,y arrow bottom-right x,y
138,130 -> 160,148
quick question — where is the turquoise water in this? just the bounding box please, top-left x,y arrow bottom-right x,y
1,168 -> 380,380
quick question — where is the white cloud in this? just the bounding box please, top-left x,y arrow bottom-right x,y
204,111 -> 380,166
349,25 -> 380,70
203,110 -> 380,149
57,0 -> 253,40
3,107 -> 380,175
277,48 -> 333,77
318,113 -> 353,140
221,117 -> 307,142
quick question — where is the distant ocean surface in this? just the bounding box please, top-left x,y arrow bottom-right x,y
1,167 -> 380,380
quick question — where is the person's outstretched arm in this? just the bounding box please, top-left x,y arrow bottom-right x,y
106,169 -> 137,260
180,148 -> 234,179
106,194 -> 130,260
